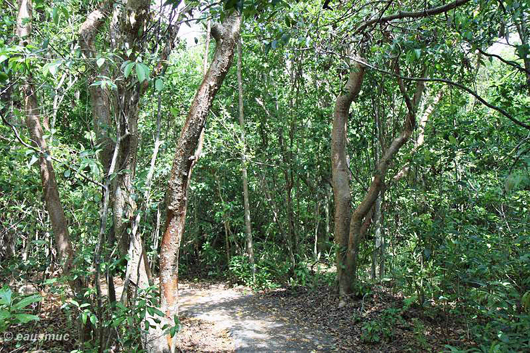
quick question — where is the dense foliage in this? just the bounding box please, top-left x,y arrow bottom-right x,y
0,0 -> 529,351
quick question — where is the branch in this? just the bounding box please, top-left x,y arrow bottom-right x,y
211,23 -> 224,41
477,48 -> 530,75
341,55 -> 530,131
79,0 -> 115,58
152,5 -> 193,78
396,65 -> 416,127
393,90 -> 444,182
354,0 -> 470,34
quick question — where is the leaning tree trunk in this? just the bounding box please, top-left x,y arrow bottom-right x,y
16,0 -> 79,292
331,62 -> 365,298
149,12 -> 241,353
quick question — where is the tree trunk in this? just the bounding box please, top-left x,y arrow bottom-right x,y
153,13 -> 241,353
346,68 -> 425,294
79,0 -> 115,173
111,0 -> 149,257
79,1 -> 153,305
331,62 -> 365,298
313,200 -> 321,261
17,0 -> 79,291
371,194 -> 383,279
236,36 -> 256,278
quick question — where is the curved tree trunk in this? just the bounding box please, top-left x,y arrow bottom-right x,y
332,60 -> 426,301
150,12 -> 241,353
331,62 -> 365,298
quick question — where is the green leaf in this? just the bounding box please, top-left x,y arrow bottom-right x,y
136,63 -> 150,83
28,155 -> 39,167
14,313 -> 40,324
0,288 -> 12,306
155,78 -> 164,91
164,0 -> 183,9
48,60 -> 62,76
43,278 -> 57,285
151,307 -> 165,317
0,309 -> 10,321
516,44 -> 529,59
13,294 -> 42,310
522,291 -> 530,312
124,62 -> 135,79
136,63 -> 146,83
52,7 -> 59,25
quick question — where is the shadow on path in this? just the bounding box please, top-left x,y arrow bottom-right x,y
178,283 -> 335,352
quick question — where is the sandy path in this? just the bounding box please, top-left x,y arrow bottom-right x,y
178,283 -> 334,352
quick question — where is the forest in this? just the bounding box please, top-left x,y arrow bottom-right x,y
0,0 -> 529,351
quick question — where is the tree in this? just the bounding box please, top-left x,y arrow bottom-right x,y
236,36 -> 256,278
156,11 -> 242,353
16,0 -> 79,293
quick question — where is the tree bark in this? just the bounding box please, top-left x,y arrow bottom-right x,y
236,36 -> 256,278
110,0 -> 151,259
16,0 -> 79,291
79,0 -> 115,172
154,12 -> 241,353
331,62 -> 365,298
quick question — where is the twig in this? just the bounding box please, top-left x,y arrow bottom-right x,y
354,0 -> 471,35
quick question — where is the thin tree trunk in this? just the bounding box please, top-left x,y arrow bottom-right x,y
313,200 -> 321,261
371,195 -> 383,279
215,175 -> 232,263
236,37 -> 255,278
513,16 -> 530,93
254,97 -> 296,265
324,185 -> 331,255
154,13 -> 241,353
121,93 -> 164,305
203,19 -> 211,73
279,129 -> 297,266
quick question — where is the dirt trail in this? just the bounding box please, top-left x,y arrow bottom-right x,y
177,282 -> 335,352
